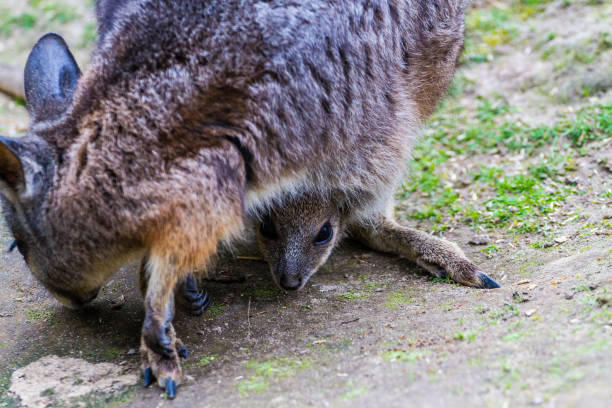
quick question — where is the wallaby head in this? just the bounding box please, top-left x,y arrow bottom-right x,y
0,34 -> 99,308
256,193 -> 346,291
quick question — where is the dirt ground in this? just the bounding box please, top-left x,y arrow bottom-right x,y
0,1 -> 611,407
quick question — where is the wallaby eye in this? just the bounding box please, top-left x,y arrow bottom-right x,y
313,222 -> 333,245
259,216 -> 278,240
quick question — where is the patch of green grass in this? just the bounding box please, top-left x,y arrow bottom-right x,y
196,354 -> 218,367
401,103 -> 611,234
26,308 -> 55,326
381,349 -> 423,363
104,347 -> 122,360
204,303 -> 226,318
0,12 -> 37,34
385,292 -> 408,309
363,281 -> 380,292
339,292 -> 360,301
340,385 -> 368,401
238,357 -> 311,396
455,331 -> 477,342
237,377 -> 268,395
463,1 -> 553,64
249,285 -> 281,300
80,21 -> 97,47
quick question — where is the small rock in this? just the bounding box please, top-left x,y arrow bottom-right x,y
564,177 -> 578,186
126,348 -> 137,356
9,356 -> 137,408
468,234 -> 491,245
564,292 -> 574,300
554,236 -> 569,244
524,309 -> 536,317
513,292 -> 530,303
588,282 -> 599,291
597,296 -> 610,306
599,158 -> 612,173
531,396 -> 544,406
570,318 -> 580,324
109,295 -> 125,310
516,279 -> 531,285
603,213 -> 612,220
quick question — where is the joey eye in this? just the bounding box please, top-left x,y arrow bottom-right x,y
313,222 -> 333,245
259,216 -> 278,240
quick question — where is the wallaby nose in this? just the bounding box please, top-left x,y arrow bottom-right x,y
280,274 -> 301,291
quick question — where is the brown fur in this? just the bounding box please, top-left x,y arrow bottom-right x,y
0,0 -> 470,396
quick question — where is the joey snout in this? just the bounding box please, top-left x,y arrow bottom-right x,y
274,257 -> 307,291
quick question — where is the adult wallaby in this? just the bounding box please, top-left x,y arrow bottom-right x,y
0,0 -> 481,398
256,192 -> 500,291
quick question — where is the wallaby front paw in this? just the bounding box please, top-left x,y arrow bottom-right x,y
140,320 -> 186,399
176,274 -> 211,316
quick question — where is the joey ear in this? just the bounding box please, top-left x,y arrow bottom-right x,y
0,137 -> 25,202
24,33 -> 81,122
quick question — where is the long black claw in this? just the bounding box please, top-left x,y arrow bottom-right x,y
143,367 -> 154,388
192,290 -> 211,315
479,273 -> 501,289
182,290 -> 211,316
165,379 -> 177,399
178,345 -> 189,359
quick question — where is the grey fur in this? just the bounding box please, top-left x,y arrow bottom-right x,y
0,0 -> 470,395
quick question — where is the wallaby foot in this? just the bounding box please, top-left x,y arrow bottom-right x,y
413,254 -> 499,289
140,319 -> 185,399
175,274 -> 211,316
351,216 -> 500,289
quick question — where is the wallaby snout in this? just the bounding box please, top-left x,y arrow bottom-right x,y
274,254 -> 308,290
278,270 -> 302,291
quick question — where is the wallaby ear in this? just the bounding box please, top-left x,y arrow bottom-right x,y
24,33 -> 81,122
0,136 -> 25,203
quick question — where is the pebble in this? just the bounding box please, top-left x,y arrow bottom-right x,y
524,309 -> 536,317
469,234 -> 491,245
554,236 -> 569,244
516,279 -> 531,285
126,348 -> 137,356
597,297 -> 610,306
564,291 -> 574,300
564,177 -> 578,186
109,295 -> 125,310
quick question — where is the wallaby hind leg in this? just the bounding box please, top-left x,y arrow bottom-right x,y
350,215 -> 499,289
139,259 -> 211,316
139,252 -> 184,398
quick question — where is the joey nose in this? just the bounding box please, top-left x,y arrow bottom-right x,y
280,274 -> 301,291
